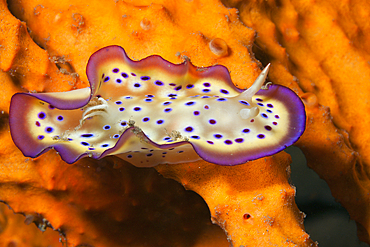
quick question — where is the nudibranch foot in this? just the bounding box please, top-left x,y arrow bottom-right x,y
9,45 -> 306,167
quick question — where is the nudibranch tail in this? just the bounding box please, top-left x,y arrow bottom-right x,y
9,45 -> 305,167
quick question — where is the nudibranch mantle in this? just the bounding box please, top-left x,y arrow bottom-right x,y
9,46 -> 305,167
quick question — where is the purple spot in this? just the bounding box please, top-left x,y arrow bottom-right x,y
133,107 -> 141,111
207,141 -> 214,145
209,119 -> 216,125
134,83 -> 141,88
162,152 -> 167,154
261,113 -> 268,118
121,121 -> 127,126
163,137 -> 171,141
242,128 -> 250,133
174,86 -> 182,91
217,98 -> 227,102
239,100 -> 250,106
131,73 -> 136,76
145,98 -> 152,102
185,126 -> 194,132
142,117 -> 150,122
38,135 -> 44,140
163,101 -> 172,105
169,148 -> 175,150
164,108 -> 172,113
155,80 -> 164,86
169,83 -> 176,86
178,151 -> 184,153
185,101 -> 195,106
35,121 -> 40,127
112,68 -> 119,73
103,125 -> 111,130
101,73 -> 105,79
235,138 -> 244,143
141,76 -> 150,80
257,103 -> 264,107
202,96 -> 210,98
202,89 -> 210,93
104,77 -> 110,82
267,103 -> 274,108
203,82 -> 211,87
146,153 -> 153,157
121,73 -> 128,78
191,135 -> 200,139
125,96 -> 132,99
256,98 -> 263,102
119,107 -> 125,112
168,93 -> 177,97
257,134 -> 265,139
193,111 -> 200,116
57,116 -> 64,121
214,134 -> 223,139
48,105 -> 55,110
81,142 -> 89,146
186,84 -> 194,89
38,112 -> 46,119
146,94 -> 154,98
68,138 -> 73,141
113,134 -> 120,138
88,147 -> 95,151
81,134 -> 94,138
115,101 -> 122,105
101,144 -> 109,148
275,115 -> 280,119
45,127 -> 54,133
127,155 -> 133,158
157,119 -> 164,125
220,89 -> 229,94
204,105 -> 209,109
267,109 -> 273,113
273,122 -> 278,125
265,125 -> 272,131
224,140 -> 233,145
116,79 -> 122,83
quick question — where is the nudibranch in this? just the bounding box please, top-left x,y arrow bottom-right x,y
9,46 -> 305,167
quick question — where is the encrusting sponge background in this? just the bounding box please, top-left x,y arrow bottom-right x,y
0,0 -> 369,246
